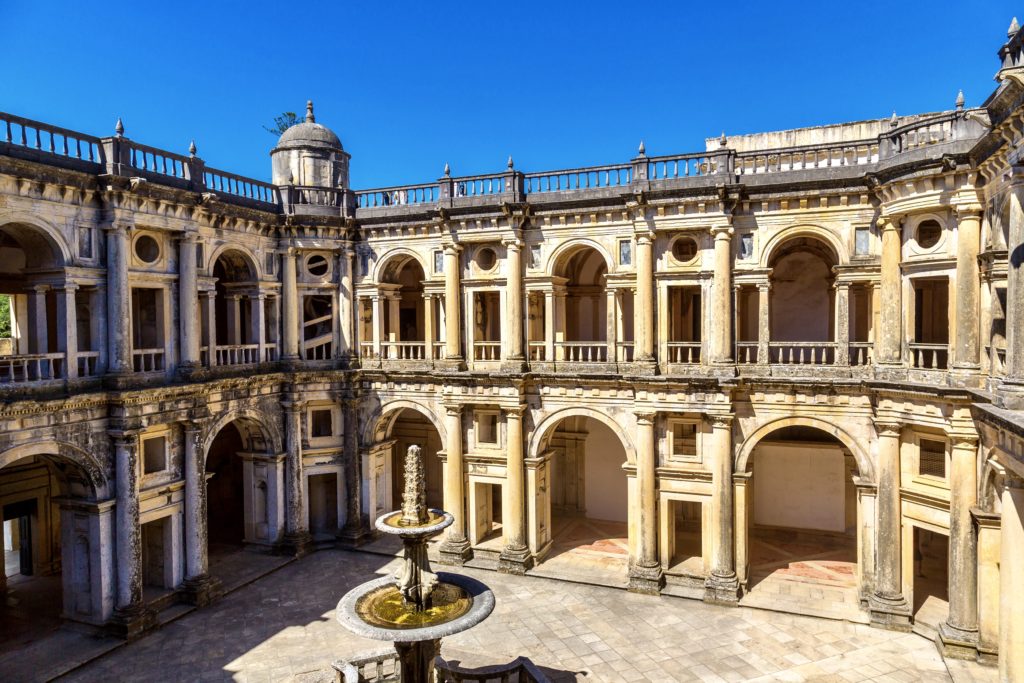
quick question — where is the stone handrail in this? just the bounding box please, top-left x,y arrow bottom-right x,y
355,183 -> 439,208
523,163 -> 632,193
647,152 -> 727,179
910,342 -> 949,370
666,341 -> 701,364
555,341 -> 608,363
736,139 -> 879,176
770,342 -> 837,365
206,166 -> 279,205
1,112 -> 104,169
0,353 -> 66,383
123,139 -> 191,181
473,341 -> 501,361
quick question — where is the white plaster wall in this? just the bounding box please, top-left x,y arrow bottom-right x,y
583,419 -> 628,523
753,442 -> 845,532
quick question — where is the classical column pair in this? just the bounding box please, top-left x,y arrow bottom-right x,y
110,431 -> 156,636
439,403 -> 470,563
629,411 -> 663,593
704,414 -> 740,603
282,395 -> 312,555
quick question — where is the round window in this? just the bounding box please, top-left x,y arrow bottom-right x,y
134,235 -> 160,263
671,236 -> 698,263
476,247 -> 497,271
306,254 -> 330,277
916,220 -> 942,249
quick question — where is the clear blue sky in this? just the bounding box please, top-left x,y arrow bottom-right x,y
4,1 -> 1020,189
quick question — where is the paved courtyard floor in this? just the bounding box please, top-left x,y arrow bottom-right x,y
52,549 -> 994,683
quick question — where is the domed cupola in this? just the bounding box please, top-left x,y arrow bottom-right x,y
270,100 -> 350,189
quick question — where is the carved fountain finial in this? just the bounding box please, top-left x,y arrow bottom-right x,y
399,444 -> 429,526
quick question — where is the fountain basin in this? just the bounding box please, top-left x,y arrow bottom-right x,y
375,508 -> 453,537
336,573 -> 494,643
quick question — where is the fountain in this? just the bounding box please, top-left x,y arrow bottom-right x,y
336,445 -> 495,683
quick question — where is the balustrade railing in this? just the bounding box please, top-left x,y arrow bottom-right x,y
285,185 -> 342,208
735,342 -> 759,364
76,351 -> 100,377
0,353 -> 65,383
889,114 -> 957,152
616,341 -> 634,363
528,341 -> 546,361
359,342 -> 377,360
910,343 -> 949,370
1,112 -> 103,166
555,341 -> 608,363
454,174 -> 507,197
304,339 -> 333,360
770,342 -> 837,365
473,341 -> 501,361
215,344 -> 261,366
206,167 -> 279,204
648,153 -> 719,179
132,348 -> 165,373
431,341 -> 445,360
384,342 -> 427,361
524,164 -> 632,193
125,140 -> 190,180
849,342 -> 873,367
355,184 -> 439,208
736,141 -> 878,176
666,341 -> 701,364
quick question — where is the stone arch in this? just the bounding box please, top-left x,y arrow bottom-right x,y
0,441 -> 106,495
529,406 -> 636,465
736,415 -> 873,482
362,399 -> 446,447
759,225 -> 846,269
545,238 -> 614,278
372,247 -> 429,284
0,212 -> 72,267
202,408 -> 281,459
207,243 -> 261,281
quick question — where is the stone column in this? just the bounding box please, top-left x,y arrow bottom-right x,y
950,207 -> 983,372
757,282 -> 770,365
835,281 -> 850,366
504,238 -> 525,364
705,414 -> 739,603
30,286 -> 48,354
281,249 -> 300,361
252,294 -> 267,363
203,291 -> 217,366
877,218 -> 903,366
182,422 -> 222,605
999,476 -> 1024,682
1005,169 -> 1024,389
439,404 -> 470,564
423,294 -> 434,360
635,232 -> 655,363
371,294 -> 383,359
111,431 -> 153,636
338,397 -> 370,545
710,226 -> 734,364
498,406 -> 531,573
544,290 -> 554,362
607,289 -> 619,362
443,244 -> 463,361
282,396 -> 311,555
105,223 -> 132,375
387,292 -> 401,357
178,232 -> 200,367
629,411 -> 662,593
940,434 -> 979,656
58,284 -> 78,379
870,420 -> 910,628
337,247 -> 355,360
226,295 -> 242,346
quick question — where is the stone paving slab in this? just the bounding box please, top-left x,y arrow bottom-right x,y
52,549 -> 996,683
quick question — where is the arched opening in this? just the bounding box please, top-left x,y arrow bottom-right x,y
769,236 -> 836,351
551,246 -> 610,362
377,255 -> 427,360
741,425 -> 860,616
1,452 -> 100,652
0,223 -> 92,381
209,249 -> 268,366
204,418 -> 280,586
536,416 -> 629,583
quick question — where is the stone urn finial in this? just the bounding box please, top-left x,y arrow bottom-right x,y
638,140 -> 646,156
889,111 -> 898,128
1010,16 -> 1020,38
189,140 -> 197,157
955,90 -> 965,111
443,162 -> 451,177
306,100 -> 315,123
115,117 -> 124,137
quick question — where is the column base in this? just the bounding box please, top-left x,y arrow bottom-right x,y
434,358 -> 466,372
998,379 -> 1024,410
279,531 -> 314,558
948,366 -> 984,388
868,592 -> 912,631
175,361 -> 202,381
703,570 -> 741,605
500,359 -> 528,373
628,359 -> 658,376
708,363 -> 738,379
627,561 -> 664,595
437,536 -> 471,566
497,544 -> 534,575
108,603 -> 157,640
938,622 -> 980,660
102,371 -> 136,390
180,574 -> 224,607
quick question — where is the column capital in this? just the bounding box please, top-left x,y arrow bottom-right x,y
443,242 -> 463,255
443,403 -> 462,417
177,230 -> 200,244
874,419 -> 903,436
31,284 -> 50,294
505,405 -> 526,419
833,280 -> 852,291
58,282 -> 80,294
954,204 -> 984,220
756,281 -> 772,292
502,238 -> 523,251
710,225 -> 733,239
634,230 -> 655,245
948,432 -> 979,449
108,429 -> 141,446
281,399 -> 306,413
633,410 -> 656,425
103,220 -> 133,234
878,215 -> 903,232
707,413 -> 734,428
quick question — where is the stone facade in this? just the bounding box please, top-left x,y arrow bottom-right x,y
2,22 -> 1024,682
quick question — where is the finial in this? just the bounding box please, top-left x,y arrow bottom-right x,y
638,140 -> 646,156
188,140 -> 197,157
889,111 -> 898,128
719,131 -> 727,147
507,155 -> 514,169
443,162 -> 451,177
955,90 -> 965,111
305,100 -> 315,123
1010,17 -> 1020,38
114,117 -> 124,137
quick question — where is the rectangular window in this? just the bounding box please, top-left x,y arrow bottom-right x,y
197,243 -> 205,270
918,438 -> 946,478
854,227 -> 871,256
78,227 -> 93,259
477,412 -> 498,445
530,244 -> 542,270
142,436 -> 167,474
618,239 -> 632,266
670,422 -> 698,457
739,233 -> 754,260
264,251 -> 274,275
311,409 -> 333,438
359,251 -> 370,277
434,250 -> 444,274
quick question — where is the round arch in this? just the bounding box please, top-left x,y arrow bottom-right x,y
545,238 -> 614,278
372,248 -> 430,284
529,406 -> 636,465
202,408 -> 282,459
0,214 -> 72,267
0,441 -> 106,495
736,415 -> 873,482
207,243 -> 262,281
759,225 -> 847,269
362,399 -> 446,447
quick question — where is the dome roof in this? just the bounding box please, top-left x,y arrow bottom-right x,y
275,101 -> 343,151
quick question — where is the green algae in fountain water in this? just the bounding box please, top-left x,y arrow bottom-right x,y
355,583 -> 472,629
